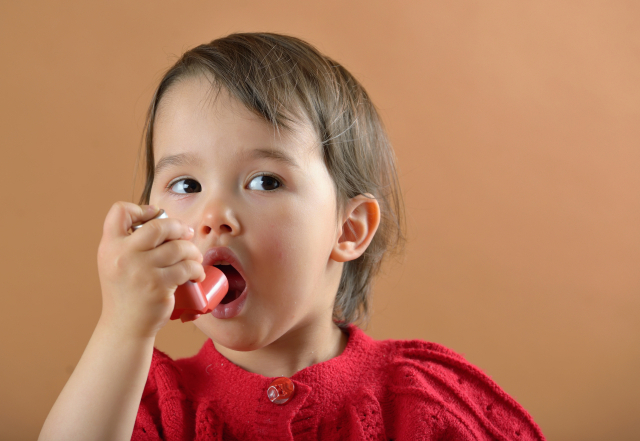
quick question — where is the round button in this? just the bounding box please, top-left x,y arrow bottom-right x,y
267,377 -> 295,404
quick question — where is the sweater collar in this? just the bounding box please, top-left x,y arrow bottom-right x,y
195,324 -> 368,382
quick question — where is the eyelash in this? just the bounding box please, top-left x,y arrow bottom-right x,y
165,173 -> 283,195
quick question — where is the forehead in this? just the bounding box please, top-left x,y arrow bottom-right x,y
153,75 -> 320,164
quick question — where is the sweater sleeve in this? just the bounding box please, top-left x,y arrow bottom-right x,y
131,348 -> 166,441
131,348 -> 194,441
386,340 -> 545,441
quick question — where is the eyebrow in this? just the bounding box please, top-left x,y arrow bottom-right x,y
247,148 -> 300,170
154,148 -> 300,175
154,152 -> 203,175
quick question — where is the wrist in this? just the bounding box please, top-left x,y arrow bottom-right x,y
96,313 -> 160,343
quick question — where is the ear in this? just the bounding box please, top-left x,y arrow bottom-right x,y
330,194 -> 381,263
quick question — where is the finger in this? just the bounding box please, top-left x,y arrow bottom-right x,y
103,202 -> 159,240
146,240 -> 203,268
160,260 -> 206,287
129,218 -> 193,251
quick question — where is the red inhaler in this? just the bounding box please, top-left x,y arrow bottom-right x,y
131,209 -> 228,323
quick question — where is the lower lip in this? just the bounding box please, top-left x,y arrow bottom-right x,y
210,288 -> 248,319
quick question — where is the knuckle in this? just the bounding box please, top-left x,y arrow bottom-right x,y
112,201 -> 130,215
182,261 -> 195,278
174,240 -> 188,257
168,262 -> 188,284
104,201 -> 134,234
98,240 -> 125,268
104,204 -> 120,228
167,263 -> 189,285
146,220 -> 164,237
185,261 -> 200,280
180,241 -> 198,257
171,219 -> 185,232
160,269 -> 172,287
113,254 -> 127,272
189,243 -> 202,259
188,261 -> 204,280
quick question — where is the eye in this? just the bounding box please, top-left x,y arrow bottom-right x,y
247,174 -> 281,191
169,178 -> 201,194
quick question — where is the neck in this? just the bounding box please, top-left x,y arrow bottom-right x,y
214,321 -> 348,378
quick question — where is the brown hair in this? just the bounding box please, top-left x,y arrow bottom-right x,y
138,32 -> 405,327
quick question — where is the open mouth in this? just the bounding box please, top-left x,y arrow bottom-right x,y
214,264 -> 247,304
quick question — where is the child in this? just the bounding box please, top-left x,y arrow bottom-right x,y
39,33 -> 545,440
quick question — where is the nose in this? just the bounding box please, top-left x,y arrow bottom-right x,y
197,204 -> 241,239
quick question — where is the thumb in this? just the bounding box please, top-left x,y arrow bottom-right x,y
102,202 -> 159,239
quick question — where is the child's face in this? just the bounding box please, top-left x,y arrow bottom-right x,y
149,75 -> 345,350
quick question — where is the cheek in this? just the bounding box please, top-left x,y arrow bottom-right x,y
252,202 -> 336,271
246,208 -> 302,276
254,219 -> 298,268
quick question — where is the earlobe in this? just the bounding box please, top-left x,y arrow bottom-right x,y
330,194 -> 381,263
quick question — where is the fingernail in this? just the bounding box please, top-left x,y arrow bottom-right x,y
147,205 -> 158,213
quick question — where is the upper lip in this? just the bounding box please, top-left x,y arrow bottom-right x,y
202,247 -> 247,284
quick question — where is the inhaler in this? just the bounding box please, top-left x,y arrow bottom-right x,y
131,209 -> 228,322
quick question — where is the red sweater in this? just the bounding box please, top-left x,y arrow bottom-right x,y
133,325 -> 545,440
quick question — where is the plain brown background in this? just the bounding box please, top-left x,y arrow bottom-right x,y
1,1 -> 638,439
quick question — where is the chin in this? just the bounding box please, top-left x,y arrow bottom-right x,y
194,316 -> 269,352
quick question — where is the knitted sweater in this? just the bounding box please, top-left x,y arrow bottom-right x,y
133,326 -> 545,440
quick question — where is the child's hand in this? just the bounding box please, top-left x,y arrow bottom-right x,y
97,202 -> 205,338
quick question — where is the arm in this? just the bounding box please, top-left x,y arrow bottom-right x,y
39,202 -> 205,441
38,319 -> 155,441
